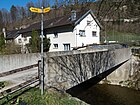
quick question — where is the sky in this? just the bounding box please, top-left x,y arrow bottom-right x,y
0,0 -> 96,11
0,0 -> 53,11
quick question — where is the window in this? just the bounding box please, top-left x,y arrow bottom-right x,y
92,31 -> 97,37
93,24 -> 97,29
87,21 -> 91,26
63,44 -> 70,51
24,37 -> 27,41
18,38 -> 22,43
53,44 -> 58,49
54,33 -> 58,38
79,30 -> 85,36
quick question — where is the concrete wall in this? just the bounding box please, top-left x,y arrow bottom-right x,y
107,60 -> 131,85
0,47 -> 132,90
45,48 -> 131,90
107,48 -> 140,88
0,53 -> 40,73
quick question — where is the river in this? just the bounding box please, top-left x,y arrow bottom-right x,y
74,84 -> 140,105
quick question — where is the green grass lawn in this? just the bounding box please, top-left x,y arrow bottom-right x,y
0,88 -> 87,105
106,31 -> 140,43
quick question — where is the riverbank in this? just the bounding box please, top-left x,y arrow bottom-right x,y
0,87 -> 88,105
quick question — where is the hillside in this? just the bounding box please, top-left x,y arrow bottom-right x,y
0,0 -> 140,41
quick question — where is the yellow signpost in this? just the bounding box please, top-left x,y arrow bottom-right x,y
30,7 -> 50,13
43,7 -> 51,13
30,7 -> 42,13
29,7 -> 50,95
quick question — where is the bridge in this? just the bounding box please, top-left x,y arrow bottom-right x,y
44,47 -> 131,92
0,45 -> 131,96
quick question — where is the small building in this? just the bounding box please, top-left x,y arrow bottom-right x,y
5,9 -> 102,52
5,30 -> 31,46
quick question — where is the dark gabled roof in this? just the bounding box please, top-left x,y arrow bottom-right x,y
19,9 -> 102,34
6,30 -> 19,40
19,10 -> 86,34
7,9 -> 102,39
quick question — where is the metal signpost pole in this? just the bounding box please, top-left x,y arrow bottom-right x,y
40,6 -> 44,95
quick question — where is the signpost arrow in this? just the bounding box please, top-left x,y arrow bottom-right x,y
30,7 -> 50,13
43,7 -> 51,13
30,7 -> 42,13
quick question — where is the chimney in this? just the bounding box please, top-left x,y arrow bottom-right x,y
71,10 -> 76,21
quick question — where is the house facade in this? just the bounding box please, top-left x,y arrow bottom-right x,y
48,11 -> 101,52
5,9 -> 102,52
5,30 -> 31,46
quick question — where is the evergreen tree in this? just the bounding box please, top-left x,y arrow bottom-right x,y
43,37 -> 50,52
31,30 -> 40,53
10,5 -> 18,22
0,33 -> 5,50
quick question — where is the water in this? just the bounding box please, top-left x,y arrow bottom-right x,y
75,84 -> 140,105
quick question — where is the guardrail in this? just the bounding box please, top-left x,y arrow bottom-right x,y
0,62 -> 40,104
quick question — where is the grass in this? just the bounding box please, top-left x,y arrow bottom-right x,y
0,81 -> 11,89
106,31 -> 140,43
0,87 -> 87,105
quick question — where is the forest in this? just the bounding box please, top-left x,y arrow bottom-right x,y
0,0 -> 139,32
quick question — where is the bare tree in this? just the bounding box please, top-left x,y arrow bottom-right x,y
42,0 -> 50,7
26,1 -> 34,17
10,5 -> 18,23
21,7 -> 26,19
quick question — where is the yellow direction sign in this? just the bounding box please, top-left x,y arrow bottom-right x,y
30,7 -> 42,13
30,7 -> 50,13
43,7 -> 51,13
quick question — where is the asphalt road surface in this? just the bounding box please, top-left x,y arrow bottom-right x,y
0,67 -> 38,92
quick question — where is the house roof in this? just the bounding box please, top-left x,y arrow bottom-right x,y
6,30 -> 19,40
19,11 -> 85,33
6,9 -> 102,39
19,9 -> 102,34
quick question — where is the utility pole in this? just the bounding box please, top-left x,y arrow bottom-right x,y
30,6 -> 50,95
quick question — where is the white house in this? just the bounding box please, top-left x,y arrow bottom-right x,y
48,10 -> 102,52
5,9 -> 102,52
5,30 -> 31,45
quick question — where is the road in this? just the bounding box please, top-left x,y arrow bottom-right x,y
0,67 -> 38,92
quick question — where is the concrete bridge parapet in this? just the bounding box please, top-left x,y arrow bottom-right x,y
44,48 -> 131,90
